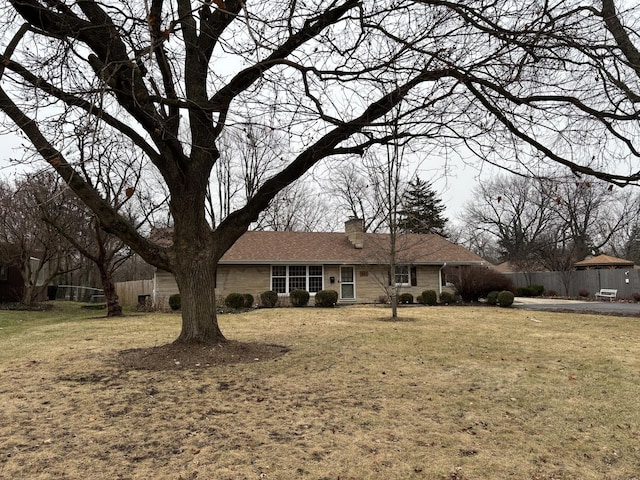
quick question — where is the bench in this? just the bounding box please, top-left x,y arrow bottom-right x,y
594,289 -> 617,301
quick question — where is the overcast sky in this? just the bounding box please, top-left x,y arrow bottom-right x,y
0,134 -> 22,176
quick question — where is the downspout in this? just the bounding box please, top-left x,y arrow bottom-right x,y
152,268 -> 158,307
439,262 -> 447,295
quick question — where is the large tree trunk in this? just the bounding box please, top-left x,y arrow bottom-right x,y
21,282 -> 35,305
173,258 -> 225,344
99,268 -> 122,317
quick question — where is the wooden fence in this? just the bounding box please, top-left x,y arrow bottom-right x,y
115,279 -> 154,307
505,269 -> 640,298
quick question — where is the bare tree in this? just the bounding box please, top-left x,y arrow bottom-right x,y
550,180 -> 633,262
36,176 -> 128,316
327,162 -> 388,233
371,134 -> 407,318
256,180 -> 333,232
355,104 -> 430,318
112,254 -> 155,283
462,173 -> 637,293
3,1 -> 640,343
208,122 -> 287,226
210,122 -> 333,231
31,131 -> 165,316
0,178 -> 73,304
462,175 -> 555,270
609,214 -> 640,265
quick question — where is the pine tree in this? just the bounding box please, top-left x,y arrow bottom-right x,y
398,177 -> 448,235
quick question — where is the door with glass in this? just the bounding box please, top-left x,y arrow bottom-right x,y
340,266 -> 355,300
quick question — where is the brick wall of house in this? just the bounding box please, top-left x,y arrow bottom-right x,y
341,265 -> 444,304
215,265 -> 270,301
154,263 -> 449,308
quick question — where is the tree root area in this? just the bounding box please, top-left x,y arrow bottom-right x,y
117,341 -> 289,371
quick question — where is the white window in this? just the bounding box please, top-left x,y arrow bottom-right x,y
271,266 -> 323,294
395,265 -> 410,286
271,266 -> 287,293
288,265 -> 307,291
308,266 -> 323,292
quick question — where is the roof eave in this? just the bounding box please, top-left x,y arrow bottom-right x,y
218,259 -> 486,265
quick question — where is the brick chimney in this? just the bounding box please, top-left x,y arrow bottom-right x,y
345,218 -> 364,249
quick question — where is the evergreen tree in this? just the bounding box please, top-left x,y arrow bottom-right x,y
398,177 -> 448,236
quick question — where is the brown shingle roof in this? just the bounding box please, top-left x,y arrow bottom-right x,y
493,261 -> 516,273
574,254 -> 634,267
219,231 -> 485,265
150,228 -> 486,265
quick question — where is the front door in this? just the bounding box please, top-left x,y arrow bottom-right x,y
340,266 -> 355,300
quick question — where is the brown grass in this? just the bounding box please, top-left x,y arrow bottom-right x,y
1,305 -> 640,479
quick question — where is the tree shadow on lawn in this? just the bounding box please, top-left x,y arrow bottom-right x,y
117,341 -> 290,371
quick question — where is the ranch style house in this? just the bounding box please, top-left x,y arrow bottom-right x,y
151,219 -> 487,307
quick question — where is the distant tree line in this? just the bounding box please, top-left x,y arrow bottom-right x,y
455,174 -> 640,269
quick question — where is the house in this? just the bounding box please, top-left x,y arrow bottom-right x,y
0,256 -> 49,303
574,254 -> 636,270
0,262 -> 22,302
494,261 -> 517,274
493,260 -> 547,274
152,219 -> 486,307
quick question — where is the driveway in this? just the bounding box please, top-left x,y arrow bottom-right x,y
514,297 -> 640,316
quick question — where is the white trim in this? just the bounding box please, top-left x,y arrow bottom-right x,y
394,265 -> 410,287
439,262 -> 447,294
270,265 -> 324,294
339,266 -> 356,300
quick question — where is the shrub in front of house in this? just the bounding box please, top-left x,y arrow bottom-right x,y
516,285 -> 545,297
260,290 -> 278,308
529,285 -> 545,297
169,294 -> 181,311
497,290 -> 515,307
439,291 -> 455,304
290,289 -> 310,307
486,291 -> 499,306
376,294 -> 389,304
421,290 -> 437,306
398,293 -> 414,304
445,265 -> 514,302
225,293 -> 246,310
315,289 -> 338,307
578,289 -> 590,299
243,293 -> 255,308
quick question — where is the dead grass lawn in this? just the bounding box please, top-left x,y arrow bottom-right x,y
1,304 -> 639,479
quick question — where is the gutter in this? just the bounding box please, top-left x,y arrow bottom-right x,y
439,262 -> 447,294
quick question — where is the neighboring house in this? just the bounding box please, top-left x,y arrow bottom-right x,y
494,261 -> 517,274
495,261 -> 551,273
0,257 -> 49,302
152,219 -> 486,307
574,254 -> 636,270
0,262 -> 22,302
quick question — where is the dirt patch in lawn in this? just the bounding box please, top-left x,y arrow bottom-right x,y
117,340 -> 290,370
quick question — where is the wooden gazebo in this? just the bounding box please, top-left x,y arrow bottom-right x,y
574,254 -> 635,270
